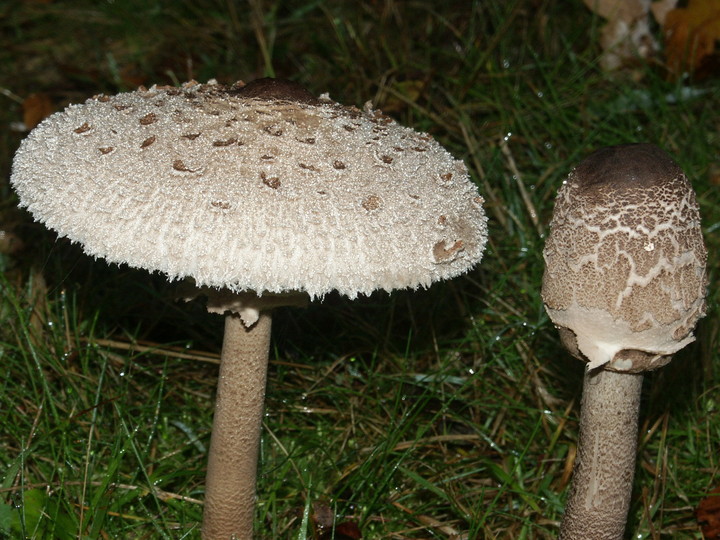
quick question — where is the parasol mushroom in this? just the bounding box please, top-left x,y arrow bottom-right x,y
542,143 -> 707,539
10,78 -> 488,539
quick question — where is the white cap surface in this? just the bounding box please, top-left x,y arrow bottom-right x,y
11,79 -> 487,299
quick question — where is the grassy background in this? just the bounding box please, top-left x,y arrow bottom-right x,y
1,0 -> 718,538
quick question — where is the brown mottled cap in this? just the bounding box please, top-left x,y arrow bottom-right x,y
542,143 -> 707,372
573,143 -> 684,192
10,79 -> 487,299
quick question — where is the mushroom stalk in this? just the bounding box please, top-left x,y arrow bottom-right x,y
202,311 -> 273,540
560,369 -> 643,539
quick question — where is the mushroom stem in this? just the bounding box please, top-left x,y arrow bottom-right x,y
560,368 -> 644,539
201,311 -> 273,540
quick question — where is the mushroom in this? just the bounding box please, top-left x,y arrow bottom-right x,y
541,143 -> 707,538
10,78 -> 488,539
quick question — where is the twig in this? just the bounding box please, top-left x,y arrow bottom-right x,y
83,337 -> 313,369
499,137 -> 543,236
391,501 -> 465,538
459,121 -> 507,231
361,433 -> 481,453
0,480 -> 203,505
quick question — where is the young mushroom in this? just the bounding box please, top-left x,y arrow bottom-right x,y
10,78 -> 488,539
542,143 -> 707,538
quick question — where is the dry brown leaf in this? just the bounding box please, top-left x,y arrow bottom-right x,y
583,0 -> 660,71
697,485 -> 720,539
584,0 -> 647,22
650,0 -> 679,25
322,522 -> 361,540
311,501 -> 362,539
22,93 -> 54,130
664,0 -> 720,78
708,164 -> 720,186
0,229 -> 24,255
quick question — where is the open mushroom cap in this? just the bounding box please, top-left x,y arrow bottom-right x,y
542,143 -> 707,372
11,79 -> 487,300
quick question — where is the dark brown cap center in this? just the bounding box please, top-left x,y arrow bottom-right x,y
234,77 -> 320,105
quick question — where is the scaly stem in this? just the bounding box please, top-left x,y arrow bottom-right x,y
201,311 -> 272,540
560,369 -> 644,539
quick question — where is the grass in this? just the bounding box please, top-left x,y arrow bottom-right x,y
1,0 -> 719,538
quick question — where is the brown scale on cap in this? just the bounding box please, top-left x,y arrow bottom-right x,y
139,112 -> 158,125
361,194 -> 382,211
433,239 -> 464,262
141,136 -> 156,148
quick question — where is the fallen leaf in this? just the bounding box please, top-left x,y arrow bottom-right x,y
583,0 -> 660,71
312,501 -> 334,530
650,0 -> 679,26
311,501 -> 362,539
319,521 -> 362,540
698,486 -> 720,538
0,229 -> 24,255
584,0 -> 647,22
664,0 -> 720,78
697,485 -> 720,539
708,164 -> 720,186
